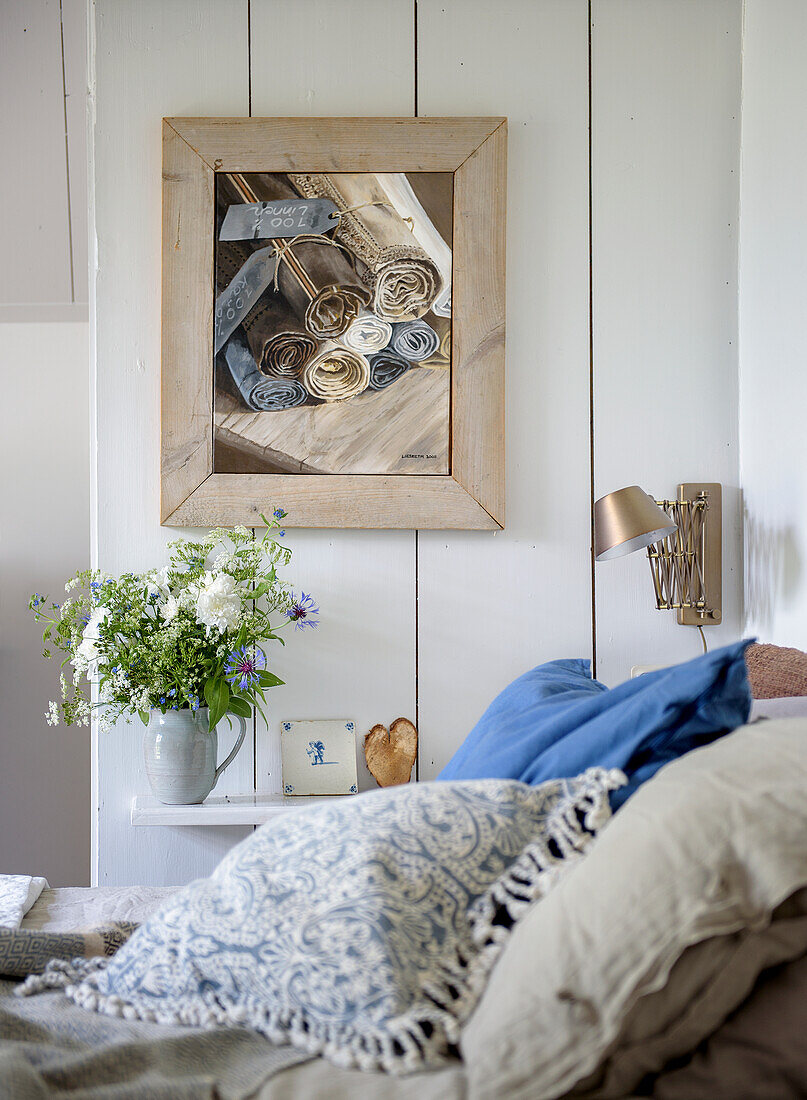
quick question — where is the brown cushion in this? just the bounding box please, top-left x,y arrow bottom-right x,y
652,949 -> 807,1099
745,643 -> 807,698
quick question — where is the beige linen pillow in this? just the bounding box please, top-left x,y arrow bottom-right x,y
462,718 -> 807,1100
652,944 -> 807,1099
569,889 -> 807,1097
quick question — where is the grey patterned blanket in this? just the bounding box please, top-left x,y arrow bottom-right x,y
0,925 -> 137,980
0,927 -> 310,1098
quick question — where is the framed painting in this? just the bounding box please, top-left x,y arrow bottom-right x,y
161,117 -> 506,529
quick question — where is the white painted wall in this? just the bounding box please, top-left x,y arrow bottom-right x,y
739,0 -> 807,650
0,1 -> 89,885
89,0 -> 745,886
0,322 -> 90,886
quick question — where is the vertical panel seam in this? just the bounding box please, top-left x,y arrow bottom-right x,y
414,0 -> 420,780
58,0 -> 76,303
588,0 -> 598,679
248,0 -> 256,805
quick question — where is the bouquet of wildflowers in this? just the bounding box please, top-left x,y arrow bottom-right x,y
30,512 -> 317,734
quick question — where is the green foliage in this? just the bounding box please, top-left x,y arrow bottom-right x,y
30,516 -> 309,734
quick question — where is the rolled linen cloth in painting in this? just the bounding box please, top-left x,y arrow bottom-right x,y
223,330 -> 308,411
375,173 -> 452,318
341,310 -> 393,355
275,237 -> 370,340
216,241 -> 318,373
288,173 -> 442,323
390,318 -> 440,362
221,173 -> 371,340
415,313 -> 451,370
241,290 -> 319,378
301,342 -> 370,402
367,349 -> 410,391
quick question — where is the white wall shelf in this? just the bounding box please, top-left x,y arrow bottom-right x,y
130,793 -> 351,827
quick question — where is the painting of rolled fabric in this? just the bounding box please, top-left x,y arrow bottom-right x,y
212,169 -> 452,475
223,329 -> 309,411
288,173 -> 442,323
367,349 -> 410,391
341,310 -> 393,355
390,318 -> 440,362
300,343 -> 370,403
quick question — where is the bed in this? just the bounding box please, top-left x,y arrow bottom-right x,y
3,647 -> 807,1098
8,888 -> 468,1098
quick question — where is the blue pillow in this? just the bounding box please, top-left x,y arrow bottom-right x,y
438,640 -> 753,807
38,771 -> 623,1074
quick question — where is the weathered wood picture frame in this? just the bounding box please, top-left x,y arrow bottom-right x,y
161,117 -> 506,529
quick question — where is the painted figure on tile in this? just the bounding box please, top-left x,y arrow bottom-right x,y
306,740 -> 335,766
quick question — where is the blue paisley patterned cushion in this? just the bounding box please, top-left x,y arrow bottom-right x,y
59,772 -> 624,1073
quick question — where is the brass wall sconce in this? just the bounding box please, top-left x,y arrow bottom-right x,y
594,483 -> 722,629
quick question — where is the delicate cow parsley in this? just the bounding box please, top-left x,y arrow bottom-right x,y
29,514 -> 312,733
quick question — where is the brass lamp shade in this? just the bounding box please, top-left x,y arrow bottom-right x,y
594,485 -> 677,561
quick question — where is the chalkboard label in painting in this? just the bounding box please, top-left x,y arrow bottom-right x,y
220,198 -> 339,241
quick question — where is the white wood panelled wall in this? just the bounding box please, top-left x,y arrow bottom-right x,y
592,0 -> 742,682
91,0 -> 743,886
740,0 -> 807,651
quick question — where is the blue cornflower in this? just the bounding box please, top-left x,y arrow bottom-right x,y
168,688 -> 176,697
159,696 -> 166,705
224,647 -> 266,692
278,530 -> 285,538
273,508 -> 287,520
286,591 -> 319,630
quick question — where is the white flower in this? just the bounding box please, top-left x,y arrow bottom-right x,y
161,594 -> 179,623
192,572 -> 241,634
74,606 -> 109,674
154,565 -> 172,592
45,701 -> 60,727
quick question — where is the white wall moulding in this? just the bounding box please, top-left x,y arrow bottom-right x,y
1,1 -> 73,305
160,115 -> 507,530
